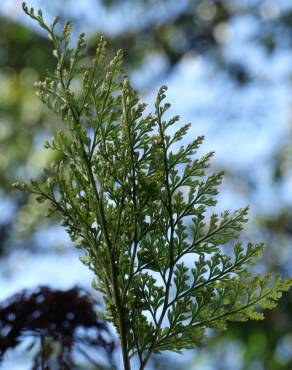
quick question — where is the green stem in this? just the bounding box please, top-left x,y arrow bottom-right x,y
83,147 -> 131,370
55,50 -> 131,369
139,103 -> 175,370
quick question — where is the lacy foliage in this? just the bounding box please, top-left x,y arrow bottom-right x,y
14,4 -> 292,369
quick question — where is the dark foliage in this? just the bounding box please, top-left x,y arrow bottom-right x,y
0,286 -> 117,369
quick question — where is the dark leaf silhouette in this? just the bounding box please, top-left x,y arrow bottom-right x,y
0,286 -> 117,369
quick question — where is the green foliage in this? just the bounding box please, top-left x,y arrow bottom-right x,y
14,3 -> 292,369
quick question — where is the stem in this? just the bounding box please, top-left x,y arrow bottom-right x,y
56,54 -> 131,369
122,88 -> 139,301
40,335 -> 45,370
139,104 -> 175,370
83,147 -> 131,370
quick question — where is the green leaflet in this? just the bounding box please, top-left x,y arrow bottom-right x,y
14,3 -> 292,369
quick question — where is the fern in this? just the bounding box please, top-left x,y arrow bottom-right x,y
14,3 -> 292,369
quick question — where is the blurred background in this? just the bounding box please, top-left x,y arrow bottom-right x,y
1,0 -> 292,369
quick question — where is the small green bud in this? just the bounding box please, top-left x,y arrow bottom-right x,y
44,139 -> 50,149
35,196 -> 46,203
12,181 -> 27,191
60,218 -> 68,226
